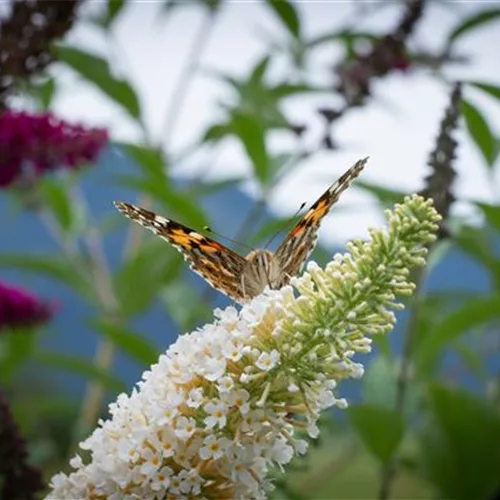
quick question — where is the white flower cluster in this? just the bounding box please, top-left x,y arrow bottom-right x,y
47,195 -> 440,500
48,288 -> 360,500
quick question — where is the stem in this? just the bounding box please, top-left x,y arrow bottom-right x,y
160,8 -> 217,145
378,266 -> 426,500
124,7 -> 218,259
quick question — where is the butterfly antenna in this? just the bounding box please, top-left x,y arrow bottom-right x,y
264,201 -> 306,249
203,226 -> 254,252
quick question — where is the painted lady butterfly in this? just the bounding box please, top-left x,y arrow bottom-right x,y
114,158 -> 367,304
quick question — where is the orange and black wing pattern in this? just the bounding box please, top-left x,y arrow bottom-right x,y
274,158 -> 368,281
114,202 -> 247,302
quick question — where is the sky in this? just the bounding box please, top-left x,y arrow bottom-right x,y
50,0 -> 500,245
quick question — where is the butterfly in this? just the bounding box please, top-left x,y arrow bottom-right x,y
114,157 -> 367,304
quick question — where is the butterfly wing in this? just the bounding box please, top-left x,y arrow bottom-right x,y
114,202 -> 248,302
274,157 -> 367,281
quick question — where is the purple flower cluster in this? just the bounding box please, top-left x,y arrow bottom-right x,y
0,111 -> 109,188
0,389 -> 44,499
0,280 -> 55,331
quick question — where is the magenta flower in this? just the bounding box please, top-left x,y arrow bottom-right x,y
0,111 -> 109,188
0,280 -> 56,331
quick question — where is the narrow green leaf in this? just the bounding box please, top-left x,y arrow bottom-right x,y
453,341 -> 487,379
0,254 -> 91,299
202,123 -> 230,143
267,0 -> 301,38
416,295 -> 500,373
188,177 -> 244,198
269,83 -> 322,99
231,112 -> 270,187
468,81 -> 500,101
56,45 -> 141,121
92,320 -> 158,366
36,352 -> 125,392
119,143 -> 167,180
452,224 -> 500,286
348,404 -> 405,463
250,56 -> 271,85
39,177 -> 86,235
307,30 -> 378,49
0,330 -> 37,382
475,201 -> 500,233
448,8 -> 500,44
114,242 -> 183,317
421,385 -> 500,500
355,180 -> 406,207
114,175 -> 208,228
161,281 -> 212,331
460,99 -> 498,167
102,0 -> 126,28
30,77 -> 56,110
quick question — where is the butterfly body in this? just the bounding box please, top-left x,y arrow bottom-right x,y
114,158 -> 367,304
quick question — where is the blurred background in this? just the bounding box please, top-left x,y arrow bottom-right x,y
1,0 -> 500,498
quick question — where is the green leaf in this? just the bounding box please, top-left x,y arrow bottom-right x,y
0,254 -> 91,299
475,201 -> 500,233
161,281 -> 212,331
29,77 -> 56,110
307,30 -> 378,49
0,330 -> 37,382
92,320 -> 158,366
202,123 -> 230,143
119,143 -> 167,180
56,45 -> 141,121
249,56 -> 271,86
460,98 -> 498,167
416,295 -> 500,374
348,404 -> 405,463
39,177 -> 86,235
468,81 -> 500,101
453,341 -> 487,379
420,385 -> 500,500
100,0 -> 126,28
269,83 -> 322,99
114,175 -> 208,228
231,112 -> 270,187
188,177 -> 244,198
36,352 -> 125,392
267,0 -> 301,38
114,242 -> 183,317
452,224 -> 500,287
447,8 -> 500,44
355,180 -> 406,207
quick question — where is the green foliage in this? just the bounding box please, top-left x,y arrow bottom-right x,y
420,385 -> 500,499
349,404 -> 405,463
447,8 -> 500,44
56,45 -> 141,121
267,0 -> 301,39
460,98 -> 499,167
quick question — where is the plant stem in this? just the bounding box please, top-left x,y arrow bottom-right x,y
124,7 -> 218,259
160,7 -> 218,146
378,266 -> 426,500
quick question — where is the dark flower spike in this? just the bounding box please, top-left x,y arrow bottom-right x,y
0,280 -> 56,331
0,111 -> 109,189
0,0 -> 81,109
419,83 -> 462,238
0,389 -> 44,500
335,0 -> 425,108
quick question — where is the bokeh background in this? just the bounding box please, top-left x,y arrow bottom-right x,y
1,1 -> 500,498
